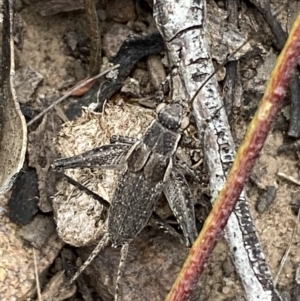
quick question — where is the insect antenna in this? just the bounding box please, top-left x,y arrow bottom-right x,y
190,39 -> 251,105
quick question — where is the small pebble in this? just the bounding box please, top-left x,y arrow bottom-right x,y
222,286 -> 231,294
255,185 -> 277,213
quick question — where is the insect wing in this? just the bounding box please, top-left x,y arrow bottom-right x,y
108,155 -> 171,246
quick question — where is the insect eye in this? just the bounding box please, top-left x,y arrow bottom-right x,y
156,103 -> 166,114
180,116 -> 189,129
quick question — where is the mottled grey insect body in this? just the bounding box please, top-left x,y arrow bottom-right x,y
53,102 -> 198,299
108,105 -> 182,247
54,103 -> 197,246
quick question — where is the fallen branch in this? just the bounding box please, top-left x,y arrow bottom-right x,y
154,0 -> 276,299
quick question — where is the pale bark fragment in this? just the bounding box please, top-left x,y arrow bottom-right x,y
0,0 -> 27,193
153,1 -> 281,300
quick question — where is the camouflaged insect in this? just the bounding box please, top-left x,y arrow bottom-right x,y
53,102 -> 199,300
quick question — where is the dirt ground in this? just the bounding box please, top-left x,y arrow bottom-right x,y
1,1 -> 300,301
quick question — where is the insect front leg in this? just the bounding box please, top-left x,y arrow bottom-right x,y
176,133 -> 203,182
179,135 -> 202,149
175,158 -> 201,183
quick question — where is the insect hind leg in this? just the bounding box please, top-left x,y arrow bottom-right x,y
163,168 -> 198,247
53,143 -> 131,170
69,233 -> 111,285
